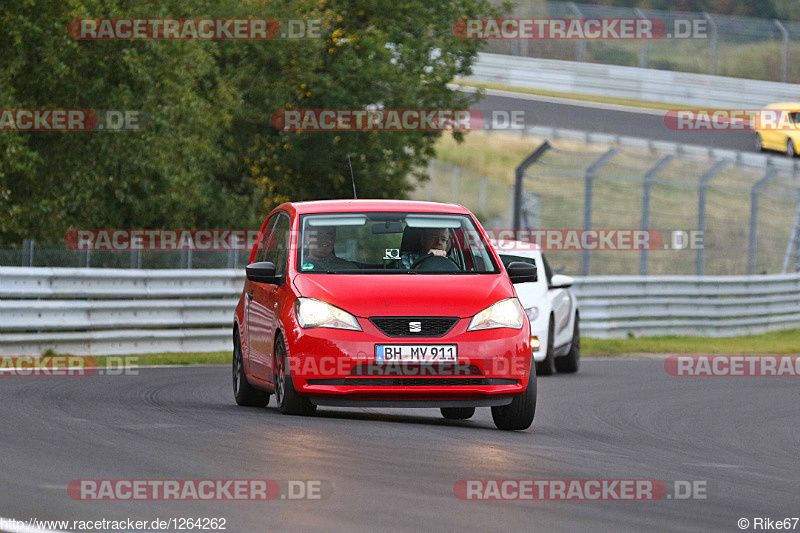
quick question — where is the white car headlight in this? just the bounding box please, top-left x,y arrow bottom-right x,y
525,306 -> 539,322
467,298 -> 524,331
294,298 -> 362,331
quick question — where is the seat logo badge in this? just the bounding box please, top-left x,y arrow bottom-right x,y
409,321 -> 422,333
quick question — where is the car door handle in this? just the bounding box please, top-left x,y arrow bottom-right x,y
246,291 -> 253,300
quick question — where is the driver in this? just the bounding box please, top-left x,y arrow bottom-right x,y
420,228 -> 449,258
302,226 -> 357,271
401,228 -> 457,269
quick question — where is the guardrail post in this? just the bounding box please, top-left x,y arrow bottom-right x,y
704,13 -> 718,75
21,239 -> 34,267
781,196 -> 800,273
568,3 -> 587,62
129,249 -> 142,269
696,160 -> 729,275
181,249 -> 193,269
513,141 -> 551,230
774,20 -> 789,83
84,249 -> 91,268
634,8 -> 649,68
748,167 -> 779,275
640,155 -> 675,275
581,148 -> 619,276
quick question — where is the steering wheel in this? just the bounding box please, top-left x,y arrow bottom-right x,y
410,253 -> 435,269
411,253 -> 459,271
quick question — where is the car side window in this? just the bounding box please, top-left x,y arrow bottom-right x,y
256,216 -> 279,264
263,213 -> 290,276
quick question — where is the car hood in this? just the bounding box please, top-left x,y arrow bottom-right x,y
292,274 -> 515,318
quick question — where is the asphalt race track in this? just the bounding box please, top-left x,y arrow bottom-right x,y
1,358 -> 797,532
472,93 -> 759,153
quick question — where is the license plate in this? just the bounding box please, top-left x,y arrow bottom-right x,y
375,345 -> 458,363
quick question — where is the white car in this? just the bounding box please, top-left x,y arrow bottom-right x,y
493,240 -> 580,375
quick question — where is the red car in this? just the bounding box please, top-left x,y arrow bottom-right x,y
232,200 -> 538,430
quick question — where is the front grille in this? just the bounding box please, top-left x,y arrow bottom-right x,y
307,378 -> 517,386
370,317 -> 459,337
349,364 -> 484,376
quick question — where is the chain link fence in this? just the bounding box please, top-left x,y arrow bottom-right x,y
512,142 -> 800,276
485,1 -> 800,83
4,147 -> 799,275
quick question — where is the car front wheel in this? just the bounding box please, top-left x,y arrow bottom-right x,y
491,362 -> 536,431
555,314 -> 580,374
273,334 -> 317,416
233,331 -> 270,407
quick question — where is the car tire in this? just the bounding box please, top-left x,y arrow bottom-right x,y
555,314 -> 580,374
491,361 -> 536,431
535,318 -> 555,376
788,139 -> 796,158
440,407 -> 475,420
233,331 -> 270,407
755,133 -> 763,152
273,334 -> 317,416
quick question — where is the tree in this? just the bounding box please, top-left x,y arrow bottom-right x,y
0,0 -> 501,245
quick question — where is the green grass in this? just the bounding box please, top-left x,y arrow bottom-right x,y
31,351 -> 229,366
97,352 -> 229,365
583,329 -> 800,356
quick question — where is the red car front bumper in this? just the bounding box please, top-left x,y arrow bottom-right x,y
285,317 -> 531,406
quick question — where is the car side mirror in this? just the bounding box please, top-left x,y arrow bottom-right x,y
246,261 -> 282,284
549,274 -> 574,289
506,261 -> 537,284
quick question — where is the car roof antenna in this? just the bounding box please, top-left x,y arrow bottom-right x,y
347,153 -> 358,199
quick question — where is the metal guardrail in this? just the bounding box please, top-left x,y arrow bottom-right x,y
572,273 -> 800,338
1,267 -> 799,354
464,53 -> 800,109
0,267 -> 244,355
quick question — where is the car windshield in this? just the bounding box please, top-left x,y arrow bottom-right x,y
296,212 -> 499,274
